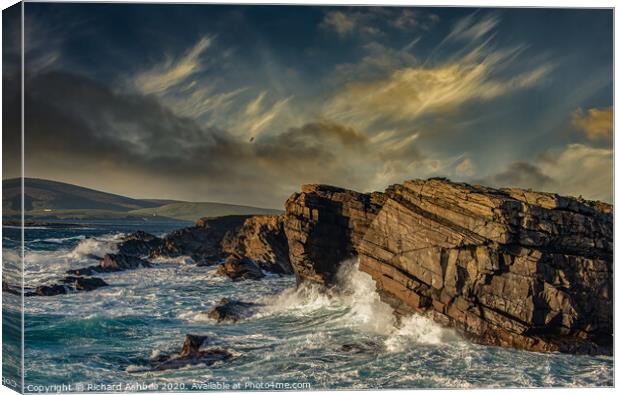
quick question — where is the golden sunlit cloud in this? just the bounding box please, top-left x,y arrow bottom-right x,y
455,158 -> 475,177
325,47 -> 552,128
571,107 -> 613,142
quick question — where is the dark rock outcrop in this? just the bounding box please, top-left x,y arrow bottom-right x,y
67,254 -> 151,276
215,255 -> 265,281
2,280 -> 21,296
150,215 -> 251,265
27,276 -> 108,296
118,231 -> 163,256
207,298 -> 260,322
33,284 -> 68,296
62,215 -> 292,289
143,334 -> 232,371
100,254 -> 151,271
73,277 -> 108,291
284,184 -> 386,284
284,178 -> 613,355
222,215 -> 292,274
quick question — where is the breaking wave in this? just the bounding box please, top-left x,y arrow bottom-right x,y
261,260 -> 459,350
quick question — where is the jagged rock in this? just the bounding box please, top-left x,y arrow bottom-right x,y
284,178 -> 613,355
74,277 -> 108,291
207,298 -> 259,322
100,253 -> 151,271
28,276 -> 108,296
222,215 -> 292,274
34,284 -> 68,296
180,334 -> 209,357
67,253 -> 151,276
146,334 -> 232,371
66,266 -> 99,276
117,231 -> 163,256
150,215 -> 251,265
215,255 -> 265,281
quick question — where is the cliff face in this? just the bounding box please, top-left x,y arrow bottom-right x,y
222,215 -> 292,274
284,179 -> 613,355
284,185 -> 386,284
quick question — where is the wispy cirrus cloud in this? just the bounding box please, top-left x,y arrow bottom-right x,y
134,36 -> 213,95
325,46 -> 552,129
444,12 -> 499,43
238,94 -> 293,140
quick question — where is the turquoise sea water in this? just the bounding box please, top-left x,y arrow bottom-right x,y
2,222 -> 614,391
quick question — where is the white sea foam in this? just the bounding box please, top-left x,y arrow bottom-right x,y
150,255 -> 195,265
31,235 -> 87,244
261,259 -> 458,350
65,235 -> 120,261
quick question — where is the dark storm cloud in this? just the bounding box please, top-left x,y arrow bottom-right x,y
10,71 -> 383,207
489,162 -> 555,190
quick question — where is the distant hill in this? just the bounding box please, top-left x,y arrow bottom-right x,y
3,178 -> 162,212
129,202 -> 281,221
2,178 -> 282,221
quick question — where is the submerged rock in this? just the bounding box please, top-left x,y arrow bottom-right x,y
2,280 -> 21,296
34,284 -> 68,296
74,277 -> 108,291
142,334 -> 232,372
284,178 -> 613,355
27,276 -> 108,296
67,253 -> 151,276
215,255 -> 265,281
340,340 -> 385,354
100,253 -> 151,271
208,298 -> 260,323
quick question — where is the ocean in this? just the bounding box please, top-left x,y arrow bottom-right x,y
2,221 -> 614,391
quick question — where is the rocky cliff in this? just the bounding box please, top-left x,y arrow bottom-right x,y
222,215 -> 291,274
284,178 -> 613,355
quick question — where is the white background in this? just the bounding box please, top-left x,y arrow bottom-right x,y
0,1 -> 616,395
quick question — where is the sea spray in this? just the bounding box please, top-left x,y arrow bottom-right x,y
65,234 -> 121,261
261,259 -> 457,346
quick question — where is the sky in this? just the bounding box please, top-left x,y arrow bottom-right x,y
2,4 -> 613,208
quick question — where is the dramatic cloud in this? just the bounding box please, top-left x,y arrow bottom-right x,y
11,71 -> 397,207
489,162 -> 554,189
134,36 -> 213,95
7,6 -> 612,208
392,9 -> 439,30
320,8 -> 439,38
239,95 -> 293,140
571,107 -> 613,142
539,144 -> 613,202
483,144 -> 612,203
326,46 -> 552,129
320,11 -> 358,37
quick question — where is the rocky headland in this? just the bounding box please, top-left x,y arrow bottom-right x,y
284,178 -> 613,355
17,178 -> 613,357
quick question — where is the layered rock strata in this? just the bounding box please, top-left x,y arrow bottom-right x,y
284,178 -> 613,355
